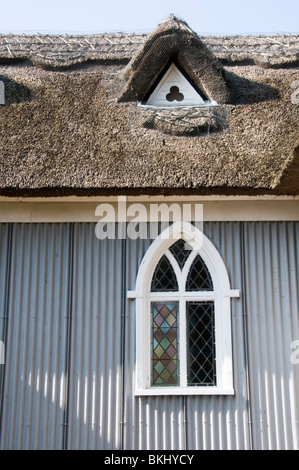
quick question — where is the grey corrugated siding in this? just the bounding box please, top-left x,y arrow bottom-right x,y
0,221 -> 298,450
0,224 -> 72,449
66,224 -> 125,449
243,222 -> 299,450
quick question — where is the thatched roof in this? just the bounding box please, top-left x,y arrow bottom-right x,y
115,15 -> 231,104
0,15 -> 298,196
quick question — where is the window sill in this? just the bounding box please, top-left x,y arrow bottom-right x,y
138,101 -> 218,109
135,387 -> 235,396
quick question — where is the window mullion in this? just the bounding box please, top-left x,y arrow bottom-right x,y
179,298 -> 188,388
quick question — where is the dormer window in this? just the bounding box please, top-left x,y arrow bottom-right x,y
117,15 -> 230,106
143,62 -> 215,108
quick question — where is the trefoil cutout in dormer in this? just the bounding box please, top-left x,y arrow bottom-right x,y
142,62 -> 217,108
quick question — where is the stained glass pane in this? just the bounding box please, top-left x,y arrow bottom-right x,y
152,302 -> 179,386
187,302 -> 216,385
169,239 -> 191,270
186,255 -> 213,291
151,255 -> 178,291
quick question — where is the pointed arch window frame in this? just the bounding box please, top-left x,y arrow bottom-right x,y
128,222 -> 240,396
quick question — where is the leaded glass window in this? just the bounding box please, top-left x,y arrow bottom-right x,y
169,238 -> 190,270
187,302 -> 216,385
151,255 -> 178,291
132,221 -> 237,396
152,302 -> 178,386
149,239 -> 216,388
186,255 -> 213,291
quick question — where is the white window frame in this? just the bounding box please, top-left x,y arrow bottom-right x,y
146,63 -> 205,107
127,221 -> 240,396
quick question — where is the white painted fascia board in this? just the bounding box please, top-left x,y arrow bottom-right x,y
0,198 -> 298,222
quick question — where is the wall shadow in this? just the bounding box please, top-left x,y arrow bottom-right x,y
225,71 -> 280,105
0,75 -> 34,105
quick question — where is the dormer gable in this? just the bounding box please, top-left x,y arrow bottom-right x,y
117,15 -> 231,105
143,61 -> 216,107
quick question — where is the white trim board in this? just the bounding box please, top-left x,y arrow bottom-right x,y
0,198 -> 298,222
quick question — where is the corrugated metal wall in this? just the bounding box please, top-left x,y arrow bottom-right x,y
0,224 -> 71,449
243,222 -> 299,450
0,221 -> 298,450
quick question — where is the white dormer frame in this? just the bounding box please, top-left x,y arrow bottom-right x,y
144,63 -> 216,108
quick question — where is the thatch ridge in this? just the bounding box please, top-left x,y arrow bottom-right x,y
0,31 -> 298,69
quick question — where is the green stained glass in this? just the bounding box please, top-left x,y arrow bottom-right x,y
151,302 -> 179,386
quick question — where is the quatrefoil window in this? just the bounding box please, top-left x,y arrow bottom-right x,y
166,86 -> 184,103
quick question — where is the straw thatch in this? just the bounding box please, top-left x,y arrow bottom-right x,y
115,15 -> 231,104
0,27 -> 298,69
0,16 -> 298,196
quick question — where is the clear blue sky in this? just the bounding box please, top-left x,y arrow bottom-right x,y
0,0 -> 298,35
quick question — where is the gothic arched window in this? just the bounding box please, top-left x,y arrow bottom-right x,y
128,222 -> 239,396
